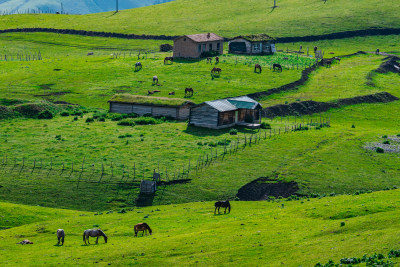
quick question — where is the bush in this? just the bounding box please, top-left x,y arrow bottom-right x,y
38,110 -> 54,119
73,116 -> 78,121
118,133 -> 133,138
109,113 -> 126,121
133,117 -> 159,125
117,119 -> 136,126
85,117 -> 94,123
71,110 -> 83,116
383,140 -> 390,145
98,117 -> 106,122
351,124 -> 356,128
260,122 -> 271,129
229,128 -> 238,135
340,222 -> 345,227
382,135 -> 388,138
60,111 -> 70,116
376,147 -> 384,153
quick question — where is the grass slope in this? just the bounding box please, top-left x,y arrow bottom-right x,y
2,190 -> 400,266
0,0 -> 399,37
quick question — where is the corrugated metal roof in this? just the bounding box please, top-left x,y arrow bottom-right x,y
205,99 -> 237,112
227,96 -> 261,109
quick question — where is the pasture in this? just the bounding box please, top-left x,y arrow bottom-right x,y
0,0 -> 398,38
0,33 -> 311,108
2,190 -> 400,266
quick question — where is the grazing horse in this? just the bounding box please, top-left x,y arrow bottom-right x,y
148,90 -> 161,95
273,63 -> 282,72
153,76 -> 159,84
254,64 -> 262,73
185,88 -> 194,96
134,223 -> 152,237
376,48 -> 380,55
57,229 -> 65,246
164,57 -> 173,64
334,57 -> 341,63
207,57 -> 212,64
135,62 -> 142,71
169,91 -> 175,95
211,67 -> 222,74
83,229 -> 108,245
314,46 -> 318,53
215,56 -> 219,64
214,200 -> 231,214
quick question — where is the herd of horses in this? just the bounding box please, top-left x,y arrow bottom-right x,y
50,202 -> 230,246
135,52 -> 343,98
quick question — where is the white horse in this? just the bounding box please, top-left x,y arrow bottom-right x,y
57,229 -> 65,245
83,229 -> 108,245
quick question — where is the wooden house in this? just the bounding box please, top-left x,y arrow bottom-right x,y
173,33 -> 224,58
109,94 -> 194,120
228,34 -> 276,55
189,96 -> 262,129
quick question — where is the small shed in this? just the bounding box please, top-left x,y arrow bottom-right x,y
109,94 -> 194,120
140,180 -> 157,194
229,34 -> 276,55
173,33 -> 224,58
189,96 -> 262,129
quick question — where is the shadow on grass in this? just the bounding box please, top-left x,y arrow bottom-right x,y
158,179 -> 191,186
184,125 -> 258,137
213,213 -> 230,216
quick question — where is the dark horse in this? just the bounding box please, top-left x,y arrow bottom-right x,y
185,88 -> 194,96
254,64 -> 262,73
135,62 -> 142,71
215,56 -> 219,64
207,57 -> 212,64
164,57 -> 174,64
211,67 -> 222,74
153,75 -> 159,84
83,229 -> 108,245
134,223 -> 152,237
273,63 -> 282,72
57,229 -> 65,246
214,200 -> 231,214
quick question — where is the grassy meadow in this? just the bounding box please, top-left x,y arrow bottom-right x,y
2,191 -> 400,266
0,0 -> 399,38
0,33 -> 312,108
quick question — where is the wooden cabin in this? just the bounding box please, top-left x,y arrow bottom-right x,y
228,34 -> 276,55
173,33 -> 224,58
109,94 -> 194,120
189,96 -> 262,129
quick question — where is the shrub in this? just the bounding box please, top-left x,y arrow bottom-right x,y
260,122 -> 271,129
85,117 -> 94,123
382,135 -> 388,138
38,110 -> 53,119
351,124 -> 356,128
340,222 -> 345,227
397,134 -> 400,137
71,110 -> 83,116
60,111 -> 70,116
118,133 -> 133,138
208,142 -> 217,147
229,128 -> 238,135
383,140 -> 390,145
200,50 -> 219,58
376,147 -> 384,153
117,119 -> 136,127
73,116 -> 78,121
98,117 -> 106,122
217,140 -> 231,146
133,117 -> 159,125
109,113 -> 126,121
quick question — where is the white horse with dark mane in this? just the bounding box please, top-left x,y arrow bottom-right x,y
83,229 -> 108,245
57,229 -> 65,245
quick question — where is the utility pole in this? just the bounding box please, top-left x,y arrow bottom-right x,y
116,0 -> 119,12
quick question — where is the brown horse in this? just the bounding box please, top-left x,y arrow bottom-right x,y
211,67 -> 222,74
169,91 -> 175,95
148,90 -> 161,95
207,57 -> 212,64
134,223 -> 152,237
185,88 -> 194,96
214,200 -> 231,214
215,56 -> 219,64
273,63 -> 282,72
164,57 -> 173,64
254,64 -> 262,73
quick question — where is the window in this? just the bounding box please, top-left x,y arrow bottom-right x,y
217,42 -> 220,50
202,44 -> 206,51
209,43 -> 213,51
184,38 -> 187,41
253,43 -> 260,51
198,44 -> 201,53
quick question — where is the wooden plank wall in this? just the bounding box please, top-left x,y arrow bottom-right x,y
189,104 -> 219,128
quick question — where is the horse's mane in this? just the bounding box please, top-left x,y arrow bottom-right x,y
142,223 -> 152,233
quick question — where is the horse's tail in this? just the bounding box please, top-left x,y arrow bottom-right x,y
228,201 -> 231,213
83,231 -> 86,242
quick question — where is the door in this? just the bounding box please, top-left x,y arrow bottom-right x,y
235,111 -> 238,123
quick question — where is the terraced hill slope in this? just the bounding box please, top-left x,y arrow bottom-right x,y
0,0 -> 399,37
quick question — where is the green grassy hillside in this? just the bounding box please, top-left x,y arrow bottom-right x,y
0,0 -> 399,37
2,190 -> 400,266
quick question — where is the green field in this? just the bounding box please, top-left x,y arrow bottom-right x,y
2,190 -> 400,266
0,0 -> 399,38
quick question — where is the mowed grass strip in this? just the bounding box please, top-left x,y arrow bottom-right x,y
2,190 -> 400,266
0,0 -> 399,37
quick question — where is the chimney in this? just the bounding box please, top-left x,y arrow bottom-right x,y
207,33 -> 211,38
